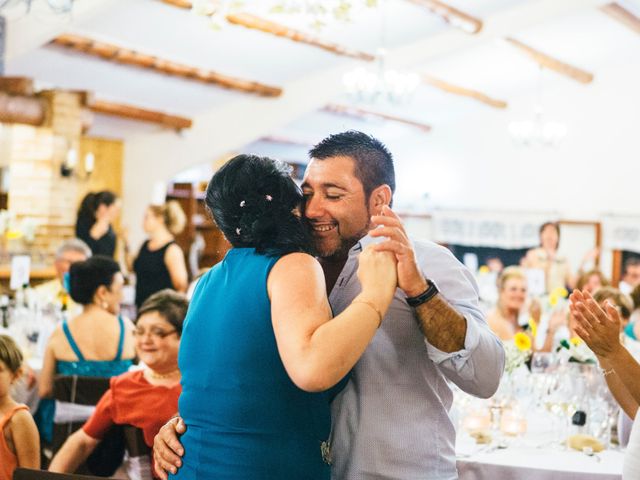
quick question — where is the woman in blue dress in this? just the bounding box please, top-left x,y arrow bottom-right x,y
172,155 -> 397,479
36,256 -> 136,444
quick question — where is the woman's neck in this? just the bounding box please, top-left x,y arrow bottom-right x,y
148,228 -> 173,245
499,304 -> 519,326
81,304 -> 114,319
0,392 -> 17,411
144,364 -> 180,386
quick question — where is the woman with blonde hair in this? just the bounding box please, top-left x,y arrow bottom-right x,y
487,266 -> 534,340
130,201 -> 189,308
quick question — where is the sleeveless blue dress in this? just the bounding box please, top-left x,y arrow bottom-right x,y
174,248 -> 342,480
35,316 -> 133,443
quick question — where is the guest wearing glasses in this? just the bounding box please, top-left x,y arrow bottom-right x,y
49,289 -> 188,475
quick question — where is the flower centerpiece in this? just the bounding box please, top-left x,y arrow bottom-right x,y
557,337 -> 596,364
504,332 -> 532,374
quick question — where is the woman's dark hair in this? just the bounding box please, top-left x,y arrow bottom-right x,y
136,289 -> 189,336
205,154 -> 313,256
77,191 -> 118,225
69,255 -> 121,305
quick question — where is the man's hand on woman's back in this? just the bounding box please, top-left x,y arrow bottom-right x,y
153,416 -> 186,480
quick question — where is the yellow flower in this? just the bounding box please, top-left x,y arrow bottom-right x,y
514,332 -> 532,352
479,265 -> 490,274
570,337 -> 582,346
552,286 -> 569,299
5,229 -> 23,240
549,293 -> 559,307
528,318 -> 538,338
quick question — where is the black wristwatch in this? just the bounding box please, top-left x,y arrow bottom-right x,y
406,280 -> 439,308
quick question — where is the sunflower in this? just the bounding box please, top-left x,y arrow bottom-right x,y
5,229 -> 23,240
514,332 -> 532,352
552,287 -> 569,299
570,337 -> 582,346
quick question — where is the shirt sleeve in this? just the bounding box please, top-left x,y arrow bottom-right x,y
82,389 -> 115,441
417,242 -> 505,399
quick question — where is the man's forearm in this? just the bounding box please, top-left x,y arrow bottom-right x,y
415,293 -> 467,353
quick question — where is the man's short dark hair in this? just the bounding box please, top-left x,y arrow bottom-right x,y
309,131 -> 395,202
624,257 -> 640,273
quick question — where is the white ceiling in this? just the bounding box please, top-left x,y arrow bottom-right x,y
5,0 -> 640,218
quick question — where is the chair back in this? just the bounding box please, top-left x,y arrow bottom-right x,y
122,425 -> 153,480
14,468 -> 105,480
52,375 -> 125,477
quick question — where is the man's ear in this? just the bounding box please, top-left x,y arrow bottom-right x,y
369,185 -> 392,215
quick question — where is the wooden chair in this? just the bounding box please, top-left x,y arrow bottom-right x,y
51,375 -> 125,477
13,468 -> 106,480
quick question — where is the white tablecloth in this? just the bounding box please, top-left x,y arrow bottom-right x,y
457,438 -> 623,480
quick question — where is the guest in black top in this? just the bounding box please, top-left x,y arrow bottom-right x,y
130,201 -> 189,308
75,191 -> 120,258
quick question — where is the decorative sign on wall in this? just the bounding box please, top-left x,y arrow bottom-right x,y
432,210 -> 556,249
602,215 -> 640,254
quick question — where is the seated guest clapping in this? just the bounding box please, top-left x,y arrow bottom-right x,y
487,267 -> 543,340
49,289 -> 188,476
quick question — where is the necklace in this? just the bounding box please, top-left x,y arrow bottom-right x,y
148,368 -> 180,380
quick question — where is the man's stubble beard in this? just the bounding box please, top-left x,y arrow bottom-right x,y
311,209 -> 372,262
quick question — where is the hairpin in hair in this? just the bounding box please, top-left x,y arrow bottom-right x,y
265,195 -> 273,201
239,200 -> 246,207
235,227 -> 241,235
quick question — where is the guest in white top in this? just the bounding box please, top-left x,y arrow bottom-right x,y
570,289 -> 640,479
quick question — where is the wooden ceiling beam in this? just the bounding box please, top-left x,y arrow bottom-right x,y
88,100 -> 192,130
0,77 -> 36,96
162,0 -> 191,8
406,0 -> 482,34
505,37 -> 594,84
0,92 -> 46,126
226,13 -> 375,61
161,1 -> 374,61
51,33 -> 283,97
0,79 -> 191,130
322,104 -> 431,133
422,75 -> 507,109
600,2 -> 640,35
259,135 -> 313,147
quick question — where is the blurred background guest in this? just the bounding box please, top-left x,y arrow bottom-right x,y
49,290 -> 187,477
128,202 -> 188,309
523,222 -> 574,293
619,258 -> 640,296
487,266 -> 563,352
487,267 -> 539,340
76,191 -> 121,258
592,287 -> 633,330
0,334 -> 40,479
35,256 -> 135,445
34,238 -> 92,315
626,284 -> 640,343
575,269 -> 610,295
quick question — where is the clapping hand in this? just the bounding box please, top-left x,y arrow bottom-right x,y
568,289 -> 623,360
